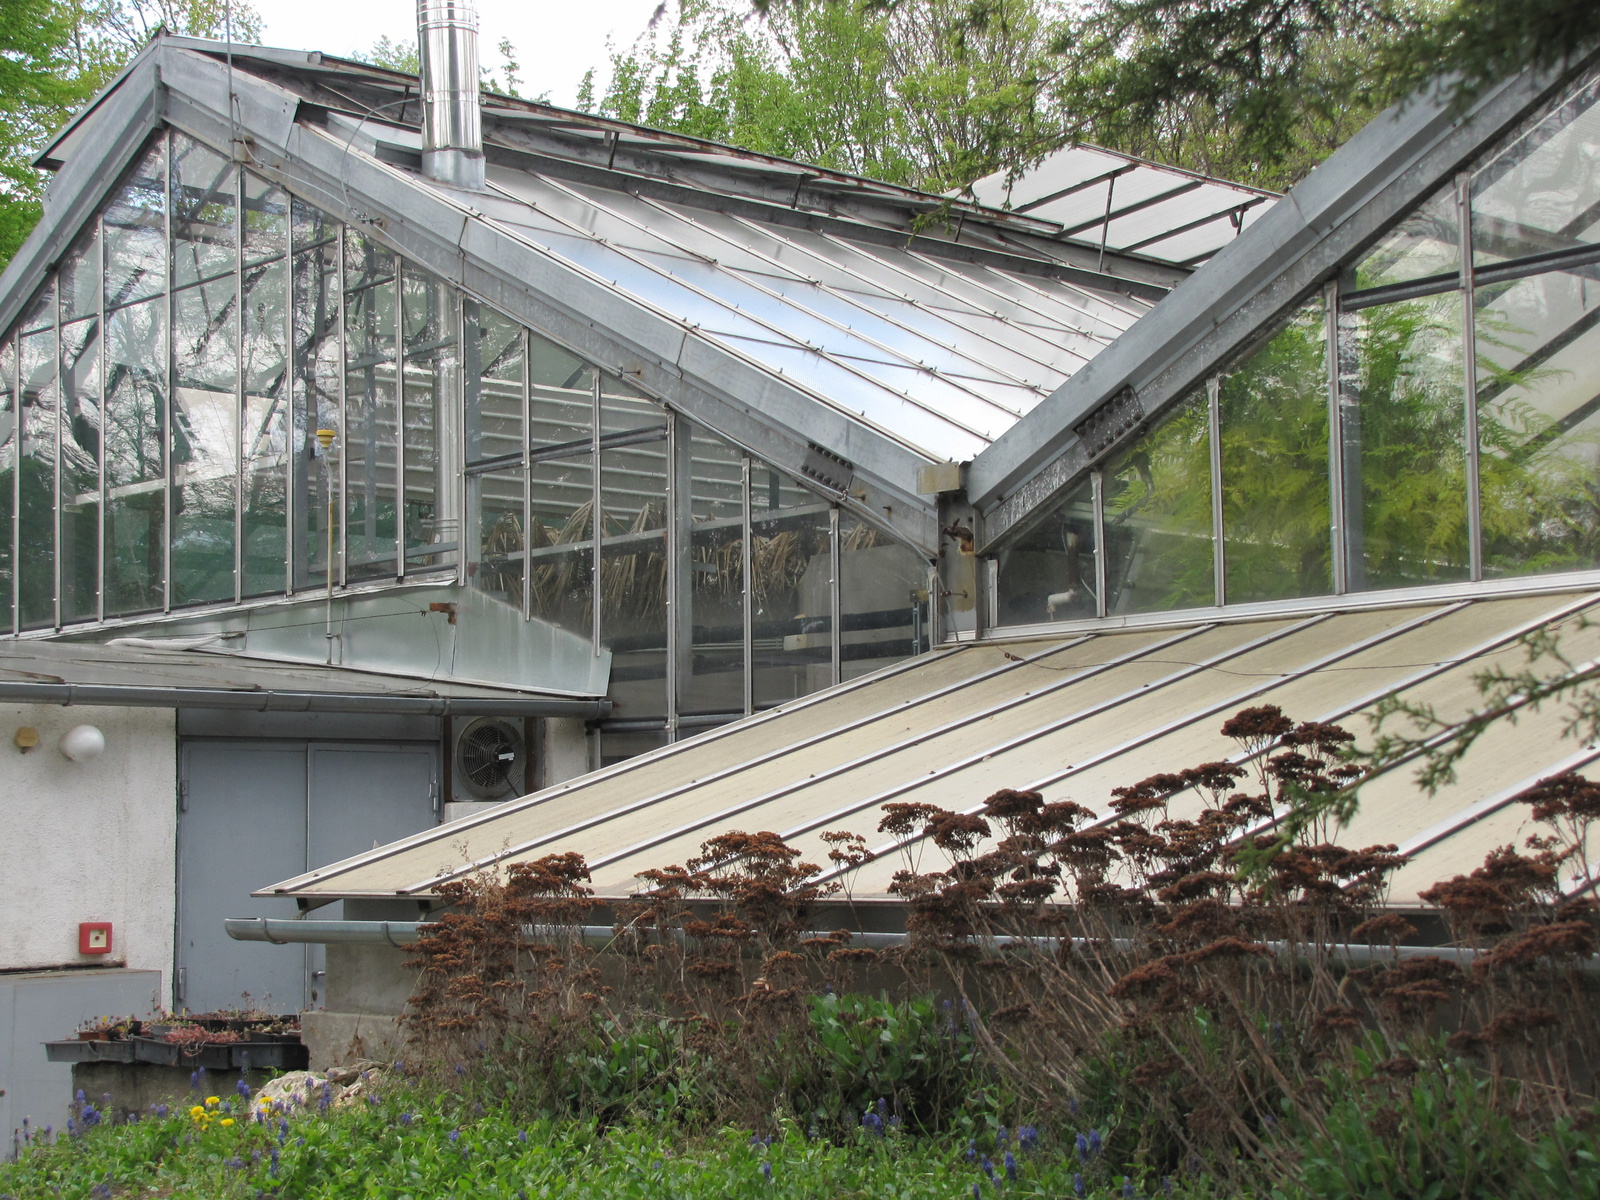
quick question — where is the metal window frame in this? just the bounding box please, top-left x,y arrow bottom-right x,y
335,221 -> 348,590
233,168 -> 245,605
741,451 -> 754,716
1091,468 -> 1107,619
590,369 -> 601,651
52,265 -> 62,630
394,261 -> 408,580
96,213 -> 107,624
665,412 -> 683,741
1207,373 -> 1226,606
283,182 -> 296,598
520,324 -> 531,620
161,127 -> 174,614
1459,171 -> 1485,582
8,326 -> 17,635
829,503 -> 842,687
1324,279 -> 1347,595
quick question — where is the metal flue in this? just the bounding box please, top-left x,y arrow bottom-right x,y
417,0 -> 485,189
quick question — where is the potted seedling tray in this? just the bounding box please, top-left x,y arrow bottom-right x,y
129,1036 -> 238,1070
45,1039 -> 138,1064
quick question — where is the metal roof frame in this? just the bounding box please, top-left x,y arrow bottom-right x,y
968,55 -> 1600,550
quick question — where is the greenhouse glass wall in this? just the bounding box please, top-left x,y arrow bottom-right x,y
994,67 -> 1600,626
0,128 -> 934,735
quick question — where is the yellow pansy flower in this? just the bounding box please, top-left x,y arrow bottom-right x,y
220,1118 -> 235,1127
206,1096 -> 221,1107
189,1105 -> 206,1119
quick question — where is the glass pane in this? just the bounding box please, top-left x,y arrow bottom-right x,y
601,440 -> 667,539
601,532 -> 668,720
243,175 -> 288,265
530,452 -> 594,545
1219,299 -> 1333,602
529,330 -> 593,451
751,463 -> 832,708
0,336 -> 15,629
291,195 -> 338,253
464,302 -> 523,467
242,257 -> 288,597
1339,291 -> 1470,588
1343,183 -> 1459,293
1476,267 -> 1600,575
995,475 -> 1097,625
60,226 -> 100,323
598,728 -> 663,768
291,241 -> 340,590
343,231 -> 399,581
839,514 -> 928,682
1472,72 -> 1600,267
469,467 -> 524,609
19,302 -> 56,630
529,543 -> 594,641
682,429 -> 745,717
170,134 -> 236,289
60,316 -> 101,623
104,297 -> 166,616
104,138 -> 166,310
601,373 -> 667,434
171,278 -> 238,606
400,267 -> 456,571
1102,391 -> 1213,614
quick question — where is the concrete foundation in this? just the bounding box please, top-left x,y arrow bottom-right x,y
299,1011 -> 405,1070
69,1062 -> 259,1118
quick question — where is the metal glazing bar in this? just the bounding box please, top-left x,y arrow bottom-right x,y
829,504 -> 842,687
1472,241 -> 1600,289
817,603 -> 1462,880
162,128 -> 173,614
1459,173 -> 1483,581
665,414 -> 681,742
52,266 -> 61,629
1208,374 -> 1225,607
521,325 -> 531,621
395,264 -> 407,579
741,453 -> 753,716
97,213 -> 107,624
9,326 -> 18,634
590,369 -> 601,654
233,172 -> 245,604
482,624 -> 1201,886
336,222 -> 348,589
1324,280 -> 1347,595
1091,469 -> 1107,618
1063,179 -> 1203,240
283,190 -> 295,597
1338,271 -> 1461,311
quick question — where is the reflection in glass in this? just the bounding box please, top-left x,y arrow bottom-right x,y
995,475 -> 1097,625
601,532 -> 668,720
601,374 -> 667,434
343,231 -> 398,581
291,195 -> 338,252
400,268 -> 456,571
470,468 -> 525,609
1476,267 -> 1600,574
243,176 -> 288,265
170,134 -> 236,289
682,430 -> 744,716
1472,73 -> 1600,267
59,316 -> 101,623
104,139 -> 166,310
527,454 -> 594,641
840,513 -> 929,682
171,276 -> 238,606
60,227 -> 100,323
104,297 -> 165,616
1103,391 -> 1212,614
528,331 -> 593,450
242,258 -> 288,596
1219,300 -> 1333,601
464,302 -> 523,467
751,463 -> 831,708
19,296 -> 57,629
291,237 -> 340,590
1342,183 -> 1459,293
601,439 -> 667,538
1340,291 -> 1470,587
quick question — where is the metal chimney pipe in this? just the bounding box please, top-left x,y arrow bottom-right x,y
417,0 -> 485,189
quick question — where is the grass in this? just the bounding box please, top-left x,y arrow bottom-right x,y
0,1083 -> 1217,1200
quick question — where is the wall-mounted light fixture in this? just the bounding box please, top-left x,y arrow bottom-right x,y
59,725 -> 105,763
14,726 -> 39,752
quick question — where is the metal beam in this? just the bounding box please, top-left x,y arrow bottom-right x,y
0,678 -> 610,716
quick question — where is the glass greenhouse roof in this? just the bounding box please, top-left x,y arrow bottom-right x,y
261,587 -> 1600,907
965,145 -> 1278,267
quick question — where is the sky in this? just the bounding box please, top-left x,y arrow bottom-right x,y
255,0 -> 672,108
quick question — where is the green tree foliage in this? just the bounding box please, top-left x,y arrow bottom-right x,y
0,0 -> 262,269
580,0 -> 1063,192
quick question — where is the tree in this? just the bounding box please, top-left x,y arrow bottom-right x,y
0,0 -> 263,270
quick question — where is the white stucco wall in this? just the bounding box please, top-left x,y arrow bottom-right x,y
0,704 -> 177,980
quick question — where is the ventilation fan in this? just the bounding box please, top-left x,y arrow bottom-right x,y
454,717 -> 525,800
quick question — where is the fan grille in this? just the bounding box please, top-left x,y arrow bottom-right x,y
456,718 -> 523,798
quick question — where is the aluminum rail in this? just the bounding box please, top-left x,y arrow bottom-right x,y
0,680 -> 611,717
223,917 -> 1598,971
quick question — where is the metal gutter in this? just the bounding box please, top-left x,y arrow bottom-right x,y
0,680 -> 610,717
223,917 -> 1599,972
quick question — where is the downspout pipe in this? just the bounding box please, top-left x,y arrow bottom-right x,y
223,917 -> 1598,972
0,680 -> 610,718
417,0 -> 485,190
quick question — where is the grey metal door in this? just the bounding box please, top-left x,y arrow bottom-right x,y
304,745 -> 439,1003
176,741 -> 438,1014
176,743 -> 310,1015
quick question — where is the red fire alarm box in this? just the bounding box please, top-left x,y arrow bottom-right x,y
79,922 -> 113,955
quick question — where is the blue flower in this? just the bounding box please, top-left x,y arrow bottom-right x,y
449,1129 -> 460,1143
761,1162 -> 772,1181
997,1125 -> 1008,1148
1161,1178 -> 1174,1195
76,1089 -> 86,1104
1123,1178 -> 1136,1198
862,1112 -> 885,1137
519,1129 -> 528,1142
1075,1133 -> 1089,1161
237,1079 -> 252,1099
1068,1097 -> 1081,1117
981,1155 -> 996,1182
1018,1125 -> 1039,1153
972,1185 -> 982,1200
1089,1129 -> 1103,1156
269,1148 -> 280,1178
1004,1150 -> 1017,1182
400,1113 -> 414,1127
1073,1173 -> 1087,1198
967,1139 -> 977,1163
